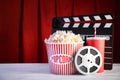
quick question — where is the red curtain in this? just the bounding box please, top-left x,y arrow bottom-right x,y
0,0 -> 120,63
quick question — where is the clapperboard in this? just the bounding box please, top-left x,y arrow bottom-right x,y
52,14 -> 114,70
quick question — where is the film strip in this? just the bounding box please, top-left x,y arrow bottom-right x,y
52,14 -> 114,70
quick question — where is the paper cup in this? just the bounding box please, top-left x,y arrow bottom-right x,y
45,40 -> 84,75
87,37 -> 105,73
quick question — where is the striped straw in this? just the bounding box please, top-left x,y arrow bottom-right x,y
94,27 -> 96,37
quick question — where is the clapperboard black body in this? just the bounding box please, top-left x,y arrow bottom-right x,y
52,14 -> 114,70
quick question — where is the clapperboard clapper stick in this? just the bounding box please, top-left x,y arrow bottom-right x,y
52,13 -> 114,70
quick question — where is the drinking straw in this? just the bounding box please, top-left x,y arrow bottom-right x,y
94,27 -> 96,37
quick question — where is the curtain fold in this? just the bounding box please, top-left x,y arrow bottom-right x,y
73,0 -> 97,15
0,0 -> 20,62
0,0 -> 120,63
114,0 -> 120,63
22,0 -> 38,62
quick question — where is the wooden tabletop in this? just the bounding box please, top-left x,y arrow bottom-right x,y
0,63 -> 120,80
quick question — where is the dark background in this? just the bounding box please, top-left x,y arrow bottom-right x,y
0,0 -> 120,63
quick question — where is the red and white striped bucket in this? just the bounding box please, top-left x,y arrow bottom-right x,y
45,40 -> 84,75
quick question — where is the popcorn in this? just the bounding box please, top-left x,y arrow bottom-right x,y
47,31 -> 83,43
44,30 -> 84,75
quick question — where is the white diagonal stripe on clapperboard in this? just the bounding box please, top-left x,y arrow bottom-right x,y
73,23 -> 80,28
73,17 -> 80,22
82,23 -> 90,28
104,23 -> 112,28
104,15 -> 113,20
63,23 -> 70,28
93,15 -> 101,20
93,23 -> 101,28
63,18 -> 70,22
83,16 -> 91,21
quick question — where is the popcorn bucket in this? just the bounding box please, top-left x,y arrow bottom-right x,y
45,39 -> 84,75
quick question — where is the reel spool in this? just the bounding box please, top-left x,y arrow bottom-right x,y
74,46 -> 102,75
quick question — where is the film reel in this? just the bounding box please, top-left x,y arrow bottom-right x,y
74,46 -> 102,75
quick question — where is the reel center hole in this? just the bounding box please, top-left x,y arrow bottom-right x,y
88,59 -> 92,63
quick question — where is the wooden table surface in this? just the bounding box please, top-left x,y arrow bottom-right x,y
0,63 -> 120,80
